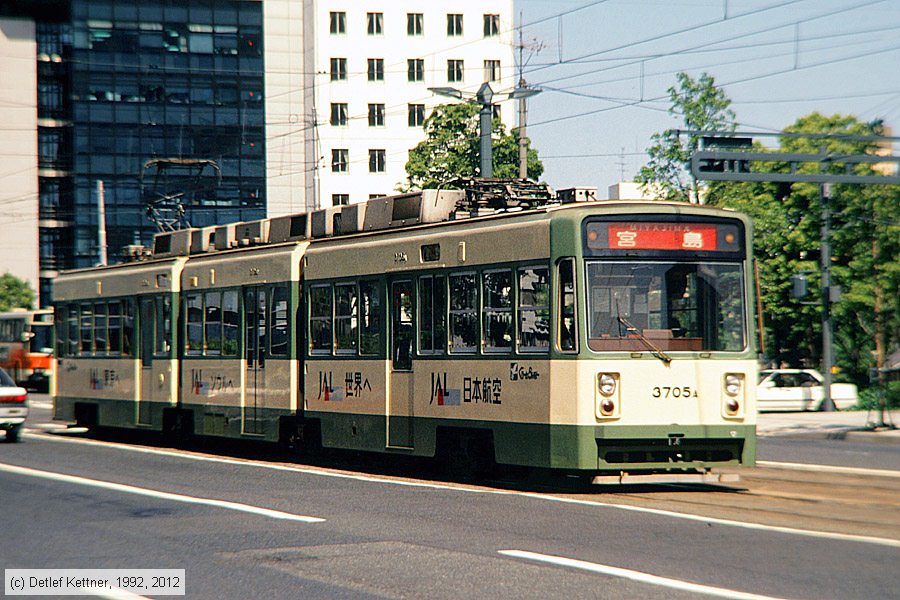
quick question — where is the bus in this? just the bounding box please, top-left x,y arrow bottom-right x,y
52,183 -> 757,482
0,309 -> 54,392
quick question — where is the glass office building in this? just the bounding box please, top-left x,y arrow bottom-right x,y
25,0 -> 267,302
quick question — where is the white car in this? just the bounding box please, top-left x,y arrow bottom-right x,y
0,367 -> 28,442
757,369 -> 858,412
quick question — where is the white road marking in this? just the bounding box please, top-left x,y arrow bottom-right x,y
23,432 -> 900,548
499,550 -> 789,600
0,461 -> 325,523
757,460 -> 900,478
28,400 -> 53,410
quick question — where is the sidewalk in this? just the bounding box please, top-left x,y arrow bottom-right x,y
756,409 -> 900,444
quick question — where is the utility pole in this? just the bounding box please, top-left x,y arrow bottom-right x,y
819,179 -> 835,411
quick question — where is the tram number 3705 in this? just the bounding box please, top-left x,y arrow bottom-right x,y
652,386 -> 699,399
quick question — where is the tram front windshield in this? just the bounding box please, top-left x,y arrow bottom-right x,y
585,261 -> 746,352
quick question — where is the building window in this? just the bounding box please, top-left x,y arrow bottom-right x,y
332,194 -> 349,206
367,12 -> 383,35
484,14 -> 500,37
367,58 -> 384,82
330,11 -> 346,34
330,102 -> 348,126
492,105 -> 502,119
447,59 -> 464,83
408,104 -> 425,127
369,194 -> 386,199
332,149 -> 348,173
368,103 -> 385,127
407,13 -> 423,36
407,59 -> 424,83
484,59 -> 501,82
330,57 -> 347,81
369,149 -> 386,173
447,14 -> 463,36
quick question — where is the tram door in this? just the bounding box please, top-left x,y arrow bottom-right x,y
388,280 -> 415,448
137,297 -> 154,425
243,287 -> 267,435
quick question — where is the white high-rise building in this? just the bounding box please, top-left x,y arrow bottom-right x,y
306,2 -> 516,210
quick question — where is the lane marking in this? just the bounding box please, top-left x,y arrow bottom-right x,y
0,461 -> 325,523
499,550 -> 789,600
24,432 -> 900,548
757,460 -> 900,478
28,400 -> 53,410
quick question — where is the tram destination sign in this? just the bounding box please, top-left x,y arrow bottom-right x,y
584,221 -> 742,255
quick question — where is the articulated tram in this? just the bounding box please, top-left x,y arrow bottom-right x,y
53,183 -> 757,481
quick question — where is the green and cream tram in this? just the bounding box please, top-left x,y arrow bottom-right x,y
54,185 -> 757,480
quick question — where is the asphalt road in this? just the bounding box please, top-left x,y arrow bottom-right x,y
2,396 -> 898,599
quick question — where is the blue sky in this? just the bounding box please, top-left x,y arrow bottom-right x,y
515,0 -> 900,194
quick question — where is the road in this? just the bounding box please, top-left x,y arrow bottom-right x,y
2,396 -> 898,599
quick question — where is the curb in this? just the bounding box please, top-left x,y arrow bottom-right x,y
758,428 -> 900,445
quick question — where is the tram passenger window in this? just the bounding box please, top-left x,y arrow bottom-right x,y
108,301 -> 122,354
418,275 -> 446,354
67,306 -> 79,357
483,270 -> 513,352
205,292 -> 222,355
270,286 -> 289,357
94,303 -> 107,354
155,297 -> 171,356
309,285 -> 333,354
359,281 -> 381,356
222,291 -> 239,356
185,294 -> 203,356
449,273 -> 478,353
122,300 -> 134,357
334,283 -> 358,354
518,266 -> 550,352
55,306 -> 67,357
80,304 -> 93,354
557,259 -> 577,352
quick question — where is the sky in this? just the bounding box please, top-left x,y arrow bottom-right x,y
514,0 -> 900,195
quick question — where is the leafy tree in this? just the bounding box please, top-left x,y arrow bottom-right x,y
0,273 -> 35,312
404,102 -> 543,190
636,72 -> 736,202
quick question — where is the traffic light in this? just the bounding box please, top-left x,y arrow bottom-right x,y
790,274 -> 809,299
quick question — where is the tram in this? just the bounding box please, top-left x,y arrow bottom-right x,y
53,182 -> 757,481
0,309 -> 54,392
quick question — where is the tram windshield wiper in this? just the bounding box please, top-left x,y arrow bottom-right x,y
616,315 -> 672,365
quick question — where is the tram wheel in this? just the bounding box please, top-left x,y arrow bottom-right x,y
5,425 -> 21,443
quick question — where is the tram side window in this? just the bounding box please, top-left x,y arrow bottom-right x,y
108,301 -> 122,354
67,306 -> 79,357
222,291 -> 239,357
483,270 -> 513,352
309,285 -> 333,354
419,275 -> 447,355
270,286 -> 289,357
518,266 -> 550,352
94,303 -> 107,353
557,259 -> 577,352
155,296 -> 171,356
80,304 -> 93,354
449,273 -> 478,353
334,283 -> 358,354
359,281 -> 381,356
55,306 -> 67,357
185,294 -> 203,356
205,292 -> 222,355
122,299 -> 134,356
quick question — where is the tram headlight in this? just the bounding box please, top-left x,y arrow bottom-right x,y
724,374 -> 742,397
598,374 -> 617,397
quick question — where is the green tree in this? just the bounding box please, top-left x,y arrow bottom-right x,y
706,113 -> 900,388
0,273 -> 35,312
636,72 -> 736,202
403,102 -> 543,190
